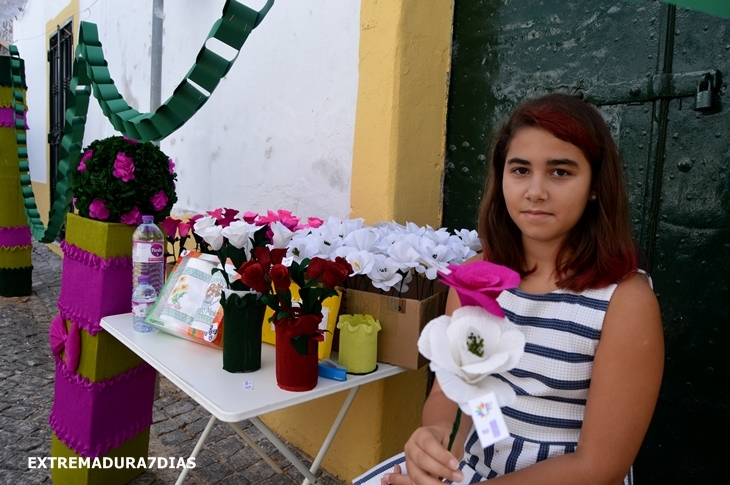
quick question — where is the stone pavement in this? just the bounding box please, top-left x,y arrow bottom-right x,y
0,242 -> 345,485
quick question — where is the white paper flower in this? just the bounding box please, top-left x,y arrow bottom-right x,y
195,225 -> 224,251
344,250 -> 375,276
418,306 -> 525,412
343,227 -> 380,252
221,220 -> 257,250
193,215 -> 217,231
368,254 -> 404,291
270,221 -> 295,248
416,242 -> 458,280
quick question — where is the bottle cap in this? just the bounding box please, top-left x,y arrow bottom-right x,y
139,275 -> 150,283
142,215 -> 154,223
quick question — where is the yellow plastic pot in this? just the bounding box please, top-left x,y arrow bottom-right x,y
337,314 -> 381,374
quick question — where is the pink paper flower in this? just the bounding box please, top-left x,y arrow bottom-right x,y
123,136 -> 138,144
178,220 -> 193,238
78,149 -> 93,172
112,152 -> 135,182
243,211 -> 259,224
159,216 -> 181,238
295,216 -> 324,230
256,209 -> 300,229
88,199 -> 110,220
151,190 -> 168,211
121,206 -> 142,225
168,158 -> 176,174
438,261 -> 521,317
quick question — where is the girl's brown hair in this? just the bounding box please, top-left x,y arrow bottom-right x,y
477,93 -> 638,291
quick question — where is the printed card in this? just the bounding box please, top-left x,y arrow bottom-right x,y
467,392 -> 510,449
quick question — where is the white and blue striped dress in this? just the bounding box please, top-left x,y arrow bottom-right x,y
353,281 -> 636,484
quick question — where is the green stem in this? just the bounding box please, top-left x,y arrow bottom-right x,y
447,407 -> 462,452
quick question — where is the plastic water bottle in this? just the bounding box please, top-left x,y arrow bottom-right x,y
131,275 -> 157,333
132,215 -> 165,294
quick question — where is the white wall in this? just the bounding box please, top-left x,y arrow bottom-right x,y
14,0 -> 360,220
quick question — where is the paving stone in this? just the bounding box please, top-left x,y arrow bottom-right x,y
164,399 -> 195,418
242,460 -> 278,483
173,407 -> 206,426
159,429 -> 192,447
218,473 -> 254,485
193,461 -> 237,483
1,405 -> 34,420
151,419 -> 179,437
210,435 -> 245,458
191,448 -> 219,469
185,417 -> 212,436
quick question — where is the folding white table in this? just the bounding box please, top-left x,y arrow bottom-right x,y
101,314 -> 406,485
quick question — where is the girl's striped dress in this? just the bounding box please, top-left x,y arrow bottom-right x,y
353,280 -> 640,485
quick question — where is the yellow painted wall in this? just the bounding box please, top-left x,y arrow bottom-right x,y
260,0 -> 454,480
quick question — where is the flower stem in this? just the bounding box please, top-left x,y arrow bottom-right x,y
447,408 -> 462,452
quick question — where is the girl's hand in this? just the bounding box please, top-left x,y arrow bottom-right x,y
380,463 -> 405,485
401,426 -> 464,485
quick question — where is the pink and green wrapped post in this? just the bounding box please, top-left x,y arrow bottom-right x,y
0,55 -> 32,297
49,213 -> 157,485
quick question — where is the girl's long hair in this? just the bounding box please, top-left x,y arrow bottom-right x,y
477,93 -> 638,291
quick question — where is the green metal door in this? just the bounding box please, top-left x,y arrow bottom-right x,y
443,0 -> 729,481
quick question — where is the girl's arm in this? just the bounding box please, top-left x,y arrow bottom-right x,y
482,272 -> 664,485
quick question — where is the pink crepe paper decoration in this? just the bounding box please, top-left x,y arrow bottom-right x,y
0,226 -> 32,247
120,206 -> 142,225
150,190 -> 168,211
49,314 -> 81,374
58,241 -> 133,335
49,358 -> 156,458
438,261 -> 521,317
112,152 -> 135,182
88,199 -> 109,220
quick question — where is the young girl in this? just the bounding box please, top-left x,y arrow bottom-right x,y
353,94 -> 664,485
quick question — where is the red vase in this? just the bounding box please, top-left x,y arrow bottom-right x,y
274,313 -> 322,392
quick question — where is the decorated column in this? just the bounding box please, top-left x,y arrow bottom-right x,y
49,213 -> 157,484
0,55 -> 32,297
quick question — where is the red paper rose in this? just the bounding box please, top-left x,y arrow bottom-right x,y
241,262 -> 269,293
306,257 -> 326,280
270,264 -> 291,292
323,260 -> 350,288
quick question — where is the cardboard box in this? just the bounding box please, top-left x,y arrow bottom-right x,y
345,281 -> 448,370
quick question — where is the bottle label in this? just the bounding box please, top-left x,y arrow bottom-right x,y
133,241 -> 165,263
132,301 -> 151,318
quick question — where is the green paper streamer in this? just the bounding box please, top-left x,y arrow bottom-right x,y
9,0 -> 274,243
221,292 -> 266,373
0,56 -> 27,89
0,266 -> 33,297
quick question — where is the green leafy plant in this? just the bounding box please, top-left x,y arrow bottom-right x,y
71,136 -> 177,223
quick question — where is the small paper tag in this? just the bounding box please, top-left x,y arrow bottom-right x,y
281,256 -> 294,267
467,392 -> 509,449
242,381 -> 254,391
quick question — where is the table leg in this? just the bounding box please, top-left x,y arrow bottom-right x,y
250,416 -> 322,485
229,422 -> 284,473
175,415 -> 217,485
302,387 -> 360,485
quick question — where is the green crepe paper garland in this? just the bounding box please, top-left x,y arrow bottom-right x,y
10,0 -> 273,243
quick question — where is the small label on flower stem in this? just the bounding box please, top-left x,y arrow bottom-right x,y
467,392 -> 509,449
281,256 -> 294,267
